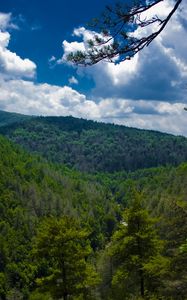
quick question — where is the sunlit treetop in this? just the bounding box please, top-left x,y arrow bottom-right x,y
67,0 -> 183,65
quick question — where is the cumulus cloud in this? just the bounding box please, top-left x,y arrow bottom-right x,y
59,26 -> 113,65
0,78 -> 99,118
0,12 -> 36,79
96,98 -> 187,136
58,39 -> 85,64
61,0 -> 187,102
0,77 -> 187,135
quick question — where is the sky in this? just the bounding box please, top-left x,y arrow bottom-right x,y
0,0 -> 187,136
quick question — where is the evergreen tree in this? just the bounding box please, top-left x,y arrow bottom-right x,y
32,216 -> 99,300
109,190 -> 169,299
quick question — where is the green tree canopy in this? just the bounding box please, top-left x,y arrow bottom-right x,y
32,216 -> 99,300
109,190 -> 169,299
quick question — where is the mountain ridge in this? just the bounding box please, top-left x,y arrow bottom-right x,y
0,109 -> 32,127
0,111 -> 187,173
0,110 -> 185,137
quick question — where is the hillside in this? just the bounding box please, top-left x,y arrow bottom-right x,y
0,134 -> 120,297
0,135 -> 118,245
0,134 -> 187,299
0,111 -> 187,299
0,110 -> 32,127
1,114 -> 187,173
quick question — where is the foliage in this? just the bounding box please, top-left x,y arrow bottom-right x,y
1,115 -> 187,173
66,0 -> 183,65
0,110 -> 31,127
0,113 -> 187,299
32,216 -> 99,300
108,190 -> 169,299
29,290 -> 52,300
0,135 -> 117,298
114,164 -> 187,299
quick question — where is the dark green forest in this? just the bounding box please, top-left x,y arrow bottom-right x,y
0,110 -> 32,127
0,111 -> 187,299
1,113 -> 187,173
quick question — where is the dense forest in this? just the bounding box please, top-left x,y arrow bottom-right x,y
1,113 -> 187,173
0,110 -> 32,127
0,110 -> 187,299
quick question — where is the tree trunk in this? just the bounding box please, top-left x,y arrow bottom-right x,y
140,269 -> 145,298
62,259 -> 68,300
137,219 -> 145,298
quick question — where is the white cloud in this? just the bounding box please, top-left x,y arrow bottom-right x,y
133,0 -> 173,39
0,12 -> 16,30
96,98 -> 187,136
58,40 -> 85,64
0,12 -> 36,79
68,76 -> 78,85
61,0 -> 187,102
0,77 -> 187,135
0,30 -> 10,48
134,0 -> 187,73
0,33 -> 36,78
60,26 -> 113,65
73,27 -> 96,43
0,78 -> 99,118
61,26 -> 140,90
0,13 -> 11,30
49,55 -> 56,63
48,55 -> 57,68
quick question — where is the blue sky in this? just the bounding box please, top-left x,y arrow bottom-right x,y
1,0 -> 111,89
0,0 -> 187,135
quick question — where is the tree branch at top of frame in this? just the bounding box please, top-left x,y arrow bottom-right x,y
67,0 -> 183,66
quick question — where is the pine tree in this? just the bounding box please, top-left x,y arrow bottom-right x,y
67,0 -> 182,66
32,216 -> 99,300
109,190 -> 169,299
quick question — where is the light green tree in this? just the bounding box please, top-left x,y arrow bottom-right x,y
32,216 -> 99,300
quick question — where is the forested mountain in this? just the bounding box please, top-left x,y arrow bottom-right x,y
1,115 -> 187,173
0,133 -> 187,299
0,110 -> 32,127
0,111 -> 187,299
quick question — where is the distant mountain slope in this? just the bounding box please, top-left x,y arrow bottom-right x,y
0,110 -> 32,127
1,115 -> 187,173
